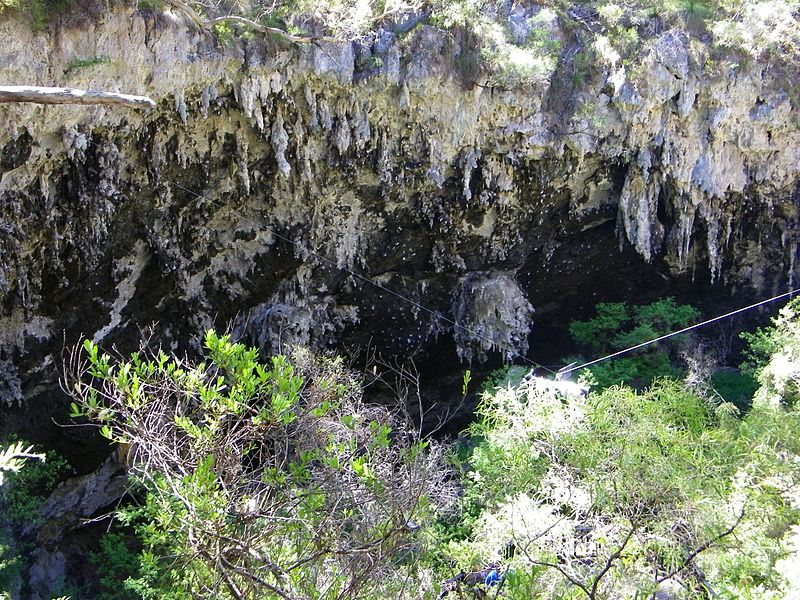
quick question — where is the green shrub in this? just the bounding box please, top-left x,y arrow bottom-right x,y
44,296 -> 800,597
710,368 -> 759,411
64,55 -> 111,76
0,531 -> 23,600
431,294 -> 800,598
0,441 -> 71,528
0,442 -> 71,598
67,331 -> 453,599
569,297 -> 699,389
0,0 -> 75,31
712,0 -> 800,58
435,371 -> 800,598
87,530 -> 143,600
133,0 -> 166,10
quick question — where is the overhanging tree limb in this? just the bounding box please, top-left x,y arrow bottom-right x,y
165,0 -> 333,44
0,86 -> 156,109
205,15 -> 324,43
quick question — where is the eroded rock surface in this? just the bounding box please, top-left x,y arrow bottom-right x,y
0,8 -> 797,432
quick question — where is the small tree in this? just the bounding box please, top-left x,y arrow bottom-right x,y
66,331 -> 453,599
568,298 -> 699,389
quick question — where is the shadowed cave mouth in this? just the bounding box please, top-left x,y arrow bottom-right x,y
297,236 -> 783,437
0,207 -> 790,472
4,239 -> 788,472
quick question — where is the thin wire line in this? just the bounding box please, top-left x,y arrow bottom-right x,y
558,288 -> 800,376
86,136 -> 556,374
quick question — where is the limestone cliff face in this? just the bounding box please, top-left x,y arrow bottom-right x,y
0,7 -> 798,416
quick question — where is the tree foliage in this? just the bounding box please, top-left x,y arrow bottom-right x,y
430,298 -> 800,599
436,378 -> 800,598
67,331 -> 454,599
568,297 -> 699,389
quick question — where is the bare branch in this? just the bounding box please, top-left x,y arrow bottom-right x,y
165,0 -> 334,44
589,524 -> 637,598
218,554 -> 296,600
529,559 -> 593,597
513,531 -> 592,597
657,509 -> 746,584
205,16 -> 328,43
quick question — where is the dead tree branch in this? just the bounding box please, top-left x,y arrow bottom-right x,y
0,86 -> 156,109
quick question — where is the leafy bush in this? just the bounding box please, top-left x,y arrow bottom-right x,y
742,298 -> 800,407
709,368 -> 758,411
0,442 -> 71,598
712,0 -> 800,57
0,441 -> 71,527
0,0 -> 75,30
428,295 -> 800,598
37,298 -> 800,598
67,331 -> 454,599
87,530 -> 143,600
133,0 -> 166,10
435,372 -> 800,598
478,364 -> 528,394
568,297 -> 699,389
